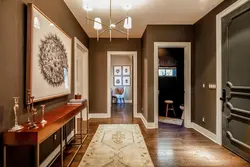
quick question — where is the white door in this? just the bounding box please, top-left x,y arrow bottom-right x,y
74,38 -> 88,133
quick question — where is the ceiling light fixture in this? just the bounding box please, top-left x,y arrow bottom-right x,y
83,0 -> 132,41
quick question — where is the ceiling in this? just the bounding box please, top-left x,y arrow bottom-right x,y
64,0 -> 223,38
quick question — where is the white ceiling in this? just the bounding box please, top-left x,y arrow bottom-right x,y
64,0 -> 223,38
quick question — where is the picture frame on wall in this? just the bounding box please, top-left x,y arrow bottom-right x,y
114,76 -> 122,86
113,66 -> 122,75
123,76 -> 131,86
122,66 -> 130,75
26,4 -> 72,103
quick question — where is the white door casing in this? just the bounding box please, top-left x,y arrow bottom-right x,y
74,37 -> 89,130
154,42 -> 192,128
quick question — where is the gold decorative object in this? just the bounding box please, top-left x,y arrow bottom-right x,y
26,89 -> 31,124
9,97 -> 24,132
28,96 -> 38,129
40,104 -> 47,124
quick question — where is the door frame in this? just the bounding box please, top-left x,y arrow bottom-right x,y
107,51 -> 138,118
154,42 -> 192,128
74,37 -> 89,130
216,0 -> 249,145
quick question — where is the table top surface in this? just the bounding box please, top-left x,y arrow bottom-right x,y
3,101 -> 87,145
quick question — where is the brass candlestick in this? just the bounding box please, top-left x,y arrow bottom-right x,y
40,105 -> 47,124
28,96 -> 38,129
9,97 -> 24,132
26,89 -> 31,124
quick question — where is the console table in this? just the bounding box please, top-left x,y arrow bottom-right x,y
3,101 -> 88,167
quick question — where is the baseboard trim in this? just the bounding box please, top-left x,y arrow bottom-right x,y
191,122 -> 217,143
125,100 -> 132,103
137,113 -> 157,129
89,113 -> 110,119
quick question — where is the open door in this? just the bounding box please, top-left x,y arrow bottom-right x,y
221,1 -> 250,162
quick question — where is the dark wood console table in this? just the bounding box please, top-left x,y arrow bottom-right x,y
3,101 -> 88,167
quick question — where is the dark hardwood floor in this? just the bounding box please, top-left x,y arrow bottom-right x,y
70,104 -> 249,167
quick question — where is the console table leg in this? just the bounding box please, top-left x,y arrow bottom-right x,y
60,128 -> 64,167
80,109 -> 83,142
3,146 -> 6,167
35,144 -> 40,167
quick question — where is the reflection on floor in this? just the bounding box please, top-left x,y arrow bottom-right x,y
67,104 -> 249,167
111,103 -> 133,120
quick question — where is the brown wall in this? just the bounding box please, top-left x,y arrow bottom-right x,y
89,38 -> 142,115
142,25 -> 194,122
0,0 -> 88,146
193,0 -> 237,133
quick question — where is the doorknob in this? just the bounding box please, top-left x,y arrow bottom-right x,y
220,89 -> 226,102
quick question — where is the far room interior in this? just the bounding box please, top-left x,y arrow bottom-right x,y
158,48 -> 185,127
111,54 -> 133,119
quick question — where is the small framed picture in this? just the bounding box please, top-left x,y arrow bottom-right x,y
123,76 -> 131,86
114,76 -> 122,86
122,66 -> 130,75
113,66 -> 122,75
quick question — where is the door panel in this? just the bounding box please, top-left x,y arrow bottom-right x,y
222,1 -> 250,162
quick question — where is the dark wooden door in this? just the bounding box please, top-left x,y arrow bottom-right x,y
221,1 -> 250,162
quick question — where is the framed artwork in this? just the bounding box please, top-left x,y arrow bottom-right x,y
114,77 -> 122,86
113,66 -> 122,75
26,4 -> 72,103
122,66 -> 130,75
123,76 -> 131,86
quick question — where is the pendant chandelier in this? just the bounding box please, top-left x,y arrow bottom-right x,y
83,0 -> 132,41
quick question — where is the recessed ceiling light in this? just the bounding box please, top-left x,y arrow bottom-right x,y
83,4 -> 93,11
123,4 -> 132,10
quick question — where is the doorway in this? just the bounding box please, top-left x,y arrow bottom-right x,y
74,37 -> 88,134
154,42 -> 191,128
107,51 -> 138,119
217,0 -> 250,162
158,48 -> 184,127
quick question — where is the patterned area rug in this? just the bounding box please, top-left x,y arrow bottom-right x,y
79,124 -> 154,167
158,116 -> 183,126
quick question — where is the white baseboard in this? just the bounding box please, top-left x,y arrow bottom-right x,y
191,122 -> 217,143
125,100 -> 132,103
137,113 -> 157,129
89,113 -> 110,119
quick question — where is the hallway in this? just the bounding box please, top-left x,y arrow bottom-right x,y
70,105 -> 249,167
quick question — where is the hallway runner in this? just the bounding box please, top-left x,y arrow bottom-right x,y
79,124 -> 154,167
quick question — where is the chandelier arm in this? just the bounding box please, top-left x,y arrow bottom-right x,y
113,28 -> 128,35
114,16 -> 128,26
86,17 -> 109,27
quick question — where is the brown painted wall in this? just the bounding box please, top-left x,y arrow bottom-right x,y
89,38 -> 142,115
142,25 -> 194,122
0,0 -> 88,151
193,0 -> 237,133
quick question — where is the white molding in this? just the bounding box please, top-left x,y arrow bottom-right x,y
216,0 -> 248,145
192,123 -> 217,143
89,113 -> 110,119
107,51 -> 138,119
154,42 -> 192,129
125,100 -> 132,103
137,113 -> 157,129
74,37 -> 89,133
